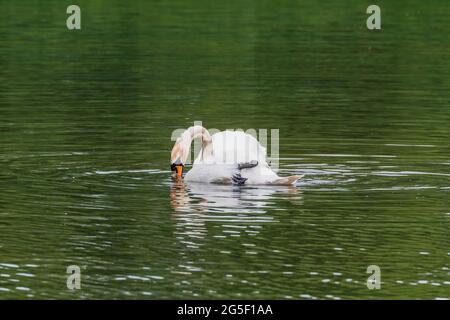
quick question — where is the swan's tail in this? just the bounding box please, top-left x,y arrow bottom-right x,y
271,175 -> 303,186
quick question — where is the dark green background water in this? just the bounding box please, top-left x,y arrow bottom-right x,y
0,0 -> 449,299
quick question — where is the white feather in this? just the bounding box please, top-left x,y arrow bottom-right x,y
184,131 -> 296,185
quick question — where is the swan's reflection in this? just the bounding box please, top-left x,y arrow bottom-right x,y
170,181 -> 302,244
169,181 -> 303,278
170,180 -> 301,214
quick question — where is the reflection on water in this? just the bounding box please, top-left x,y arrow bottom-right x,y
170,181 -> 302,249
170,180 -> 301,214
1,0 -> 450,299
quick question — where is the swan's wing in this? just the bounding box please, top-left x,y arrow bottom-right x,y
211,131 -> 268,165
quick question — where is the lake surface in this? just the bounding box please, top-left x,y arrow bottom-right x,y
0,0 -> 449,299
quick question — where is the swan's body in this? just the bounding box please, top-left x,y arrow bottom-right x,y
170,126 -> 301,185
186,131 -> 281,184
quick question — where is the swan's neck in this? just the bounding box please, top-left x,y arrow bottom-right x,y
180,125 -> 213,163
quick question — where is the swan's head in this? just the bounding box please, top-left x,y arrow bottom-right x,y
170,126 -> 212,178
170,137 -> 188,178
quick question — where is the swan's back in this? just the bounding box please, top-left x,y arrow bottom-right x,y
189,129 -> 300,185
209,130 -> 268,165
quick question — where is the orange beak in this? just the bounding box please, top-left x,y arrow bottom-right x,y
175,165 -> 183,178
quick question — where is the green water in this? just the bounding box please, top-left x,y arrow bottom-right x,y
0,0 -> 449,299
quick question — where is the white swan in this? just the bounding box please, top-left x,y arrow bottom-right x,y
170,125 -> 302,185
